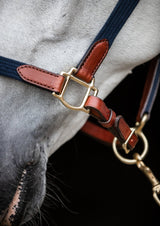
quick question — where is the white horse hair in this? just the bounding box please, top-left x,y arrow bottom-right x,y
0,0 -> 160,225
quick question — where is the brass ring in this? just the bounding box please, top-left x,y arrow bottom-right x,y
112,130 -> 148,165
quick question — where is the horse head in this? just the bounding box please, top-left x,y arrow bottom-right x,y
0,0 -> 159,225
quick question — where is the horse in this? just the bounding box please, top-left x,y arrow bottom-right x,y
0,0 -> 159,225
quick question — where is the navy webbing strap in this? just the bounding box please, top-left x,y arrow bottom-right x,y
0,56 -> 24,81
91,0 -> 139,47
138,56 -> 160,120
0,0 -> 139,82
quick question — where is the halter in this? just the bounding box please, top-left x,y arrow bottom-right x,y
0,0 -> 160,206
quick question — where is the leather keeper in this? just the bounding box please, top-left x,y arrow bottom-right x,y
76,39 -> 109,83
99,110 -> 116,128
85,95 -> 138,150
85,96 -> 111,122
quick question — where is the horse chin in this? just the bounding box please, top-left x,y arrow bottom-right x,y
0,164 -> 46,226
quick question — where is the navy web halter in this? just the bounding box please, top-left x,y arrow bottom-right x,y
0,0 -> 140,81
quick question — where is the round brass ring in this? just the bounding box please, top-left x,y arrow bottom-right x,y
112,130 -> 148,165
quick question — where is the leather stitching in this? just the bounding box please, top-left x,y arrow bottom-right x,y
78,39 -> 109,81
17,65 -> 60,90
91,39 -> 109,76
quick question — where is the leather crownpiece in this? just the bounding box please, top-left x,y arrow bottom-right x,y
17,65 -> 65,92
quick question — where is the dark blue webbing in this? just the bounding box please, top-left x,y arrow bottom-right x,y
0,56 -> 24,81
91,0 -> 139,47
0,0 -> 139,81
144,57 -> 160,116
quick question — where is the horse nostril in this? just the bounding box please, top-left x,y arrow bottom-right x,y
27,160 -> 36,166
0,144 -> 47,226
0,170 -> 27,226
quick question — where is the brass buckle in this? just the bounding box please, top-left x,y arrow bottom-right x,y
122,128 -> 136,154
113,114 -> 149,155
52,67 -> 98,113
112,129 -> 148,165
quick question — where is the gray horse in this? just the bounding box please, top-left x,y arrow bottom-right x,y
0,0 -> 160,225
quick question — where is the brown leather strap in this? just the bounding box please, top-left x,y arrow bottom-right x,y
81,121 -> 114,145
84,96 -> 138,150
76,39 -> 109,83
17,65 -> 65,93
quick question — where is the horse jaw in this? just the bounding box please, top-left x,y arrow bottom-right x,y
1,170 -> 27,226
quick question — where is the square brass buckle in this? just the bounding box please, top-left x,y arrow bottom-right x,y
52,67 -> 98,113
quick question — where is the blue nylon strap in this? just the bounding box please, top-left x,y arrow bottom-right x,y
77,0 -> 139,67
91,0 -> 139,47
0,56 -> 24,81
0,0 -> 139,82
144,57 -> 160,116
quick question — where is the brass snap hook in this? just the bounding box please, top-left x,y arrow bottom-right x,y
112,114 -> 149,164
134,153 -> 160,207
153,185 -> 160,206
112,113 -> 160,206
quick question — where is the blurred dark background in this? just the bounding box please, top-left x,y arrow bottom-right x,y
41,62 -> 160,226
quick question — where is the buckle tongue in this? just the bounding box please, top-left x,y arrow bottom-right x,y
52,67 -> 98,113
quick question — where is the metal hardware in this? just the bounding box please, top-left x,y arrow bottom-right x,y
122,128 -> 136,154
113,114 -> 149,159
135,114 -> 148,134
52,67 -> 98,113
112,129 -> 148,165
134,153 -> 160,206
113,113 -> 160,206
